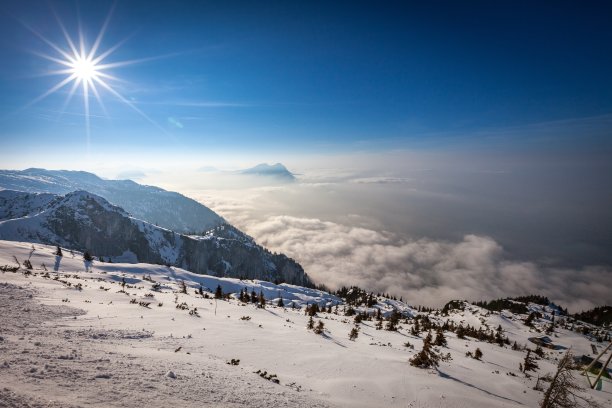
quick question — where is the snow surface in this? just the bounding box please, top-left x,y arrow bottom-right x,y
0,240 -> 610,408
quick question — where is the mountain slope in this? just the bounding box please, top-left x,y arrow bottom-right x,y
0,191 -> 311,286
0,168 -> 223,233
0,240 -> 609,408
0,190 -> 57,221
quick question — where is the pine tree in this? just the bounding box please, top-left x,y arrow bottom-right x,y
525,312 -> 537,326
215,285 -> 223,299
540,351 -> 598,408
434,328 -> 447,347
258,291 -> 266,308
179,280 -> 187,294
456,325 -> 466,339
83,251 -> 94,262
409,331 -> 440,369
474,348 -> 483,360
277,297 -> 284,307
523,349 -> 539,374
307,316 -> 314,330
349,326 -> 359,341
386,309 -> 401,331
411,319 -> 421,336
314,320 -> 325,335
54,245 -> 63,257
495,324 -> 505,346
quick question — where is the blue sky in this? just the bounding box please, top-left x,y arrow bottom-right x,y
1,1 -> 612,160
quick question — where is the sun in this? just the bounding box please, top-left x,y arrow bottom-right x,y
70,55 -> 99,83
22,4 -> 166,147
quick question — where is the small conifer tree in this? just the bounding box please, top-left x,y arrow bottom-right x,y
434,328 -> 447,347
349,326 -> 359,341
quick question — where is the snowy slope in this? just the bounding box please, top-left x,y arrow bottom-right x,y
0,168 -> 224,233
0,189 -> 56,221
1,240 -> 609,408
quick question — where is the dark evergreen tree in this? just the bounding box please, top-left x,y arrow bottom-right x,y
349,326 -> 359,341
434,328 -> 447,347
523,349 -> 539,374
54,245 -> 63,257
409,331 -> 440,369
456,325 -> 466,339
83,251 -> 94,262
215,285 -> 223,299
525,312 -> 537,327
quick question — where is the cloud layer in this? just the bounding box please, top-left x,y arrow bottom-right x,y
177,150 -> 612,313
242,215 -> 610,312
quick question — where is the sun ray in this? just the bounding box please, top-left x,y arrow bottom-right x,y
92,76 -> 169,135
88,2 -> 116,61
28,51 -> 74,67
83,75 -> 91,149
56,78 -> 82,120
26,73 -> 78,108
19,19 -> 75,62
50,7 -> 79,57
89,79 -> 109,118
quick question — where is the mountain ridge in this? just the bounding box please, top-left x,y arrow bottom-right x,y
0,189 -> 311,286
0,168 -> 224,233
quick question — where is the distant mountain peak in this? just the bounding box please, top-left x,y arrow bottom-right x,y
241,163 -> 295,180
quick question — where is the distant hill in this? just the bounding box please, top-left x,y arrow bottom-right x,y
240,163 -> 295,180
0,168 -> 223,233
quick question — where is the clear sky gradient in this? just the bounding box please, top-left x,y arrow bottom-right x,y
1,0 -> 612,160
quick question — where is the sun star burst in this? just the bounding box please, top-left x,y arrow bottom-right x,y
23,4 -> 165,148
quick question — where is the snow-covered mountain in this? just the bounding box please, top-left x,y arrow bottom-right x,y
0,168 -> 223,233
0,240 -> 609,408
0,190 -> 311,286
240,163 -> 295,180
0,189 -> 56,221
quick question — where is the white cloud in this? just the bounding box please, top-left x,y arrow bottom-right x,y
201,188 -> 611,312
247,215 -> 611,311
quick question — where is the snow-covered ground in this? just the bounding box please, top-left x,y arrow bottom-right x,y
0,240 -> 610,408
